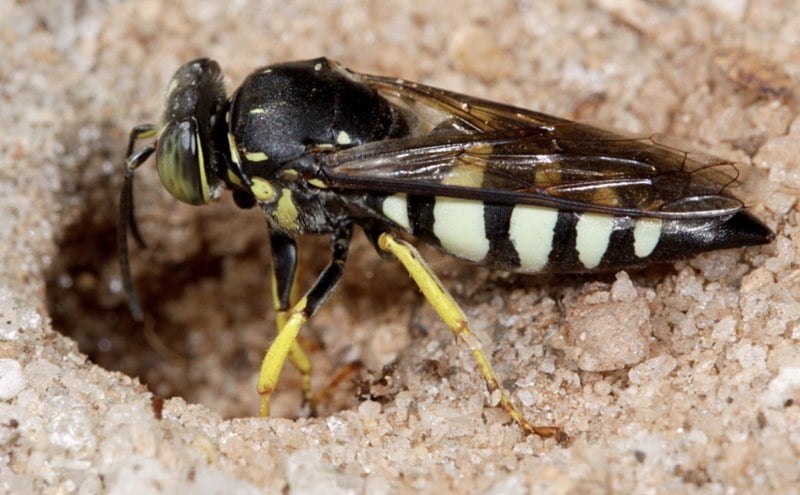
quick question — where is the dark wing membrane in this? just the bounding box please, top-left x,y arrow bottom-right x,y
322,73 -> 746,219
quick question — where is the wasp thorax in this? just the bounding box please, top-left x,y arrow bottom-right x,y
229,57 -> 409,173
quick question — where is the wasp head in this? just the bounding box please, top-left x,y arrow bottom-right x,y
156,58 -> 228,205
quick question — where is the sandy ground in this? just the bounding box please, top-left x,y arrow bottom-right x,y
1,1 -> 799,493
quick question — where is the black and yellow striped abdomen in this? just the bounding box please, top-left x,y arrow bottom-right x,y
377,193 -> 772,274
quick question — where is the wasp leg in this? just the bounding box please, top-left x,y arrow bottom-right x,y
258,225 -> 353,417
377,232 -> 565,441
267,230 -> 316,415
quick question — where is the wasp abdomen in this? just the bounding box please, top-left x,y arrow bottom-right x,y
379,193 -> 773,273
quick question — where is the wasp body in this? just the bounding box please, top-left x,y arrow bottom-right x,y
120,58 -> 773,440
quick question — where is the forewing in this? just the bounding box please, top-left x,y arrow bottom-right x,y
322,72 -> 746,219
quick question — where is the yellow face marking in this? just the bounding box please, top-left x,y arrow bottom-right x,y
244,151 -> 269,162
250,177 -> 276,202
195,133 -> 210,203
249,108 -> 267,115
274,189 -> 299,229
336,130 -> 352,145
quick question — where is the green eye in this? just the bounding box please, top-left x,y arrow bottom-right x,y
156,120 -> 211,205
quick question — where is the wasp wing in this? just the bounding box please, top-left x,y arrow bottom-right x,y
320,72 -> 746,219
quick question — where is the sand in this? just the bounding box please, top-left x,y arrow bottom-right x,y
1,1 -> 798,493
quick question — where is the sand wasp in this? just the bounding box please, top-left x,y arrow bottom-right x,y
120,58 -> 773,440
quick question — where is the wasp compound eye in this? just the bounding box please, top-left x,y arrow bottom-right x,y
156,120 -> 210,205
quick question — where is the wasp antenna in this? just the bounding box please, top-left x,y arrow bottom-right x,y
127,190 -> 148,250
119,167 -> 144,321
119,137 -> 156,321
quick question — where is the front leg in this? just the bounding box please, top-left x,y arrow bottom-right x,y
266,229 -> 316,415
258,224 -> 353,417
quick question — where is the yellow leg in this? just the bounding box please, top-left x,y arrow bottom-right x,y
260,310 -> 314,417
265,232 -> 314,416
258,299 -> 309,417
287,332 -> 314,412
282,267 -> 315,411
259,225 -> 353,417
377,232 -> 565,440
